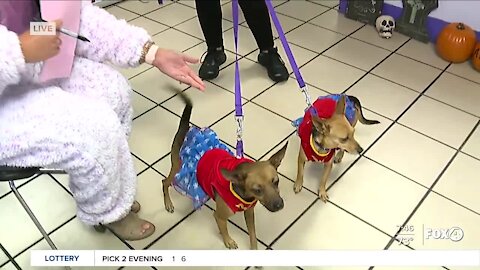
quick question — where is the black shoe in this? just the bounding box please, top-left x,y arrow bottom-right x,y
258,47 -> 289,82
198,47 -> 227,80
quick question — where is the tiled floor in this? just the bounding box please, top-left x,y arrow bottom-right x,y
1,0 -> 480,269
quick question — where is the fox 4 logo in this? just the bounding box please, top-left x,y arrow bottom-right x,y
425,227 -> 464,242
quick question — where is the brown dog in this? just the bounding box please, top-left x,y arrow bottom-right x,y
162,90 -> 288,250
293,94 -> 379,202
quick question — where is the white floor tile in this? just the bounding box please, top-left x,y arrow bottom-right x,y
426,72 -> 480,117
175,17 -> 233,40
223,25 -> 261,56
351,27 -> 409,51
366,124 -> 455,188
272,202 -> 391,250
129,67 -> 188,103
129,107 -> 180,164
118,0 -> 169,15
268,13 -> 304,38
213,58 -> 276,99
324,37 -> 391,71
212,102 -> 294,159
252,79 -> 329,121
162,82 -> 241,127
462,124 -> 480,159
287,23 -> 344,53
408,192 -> 480,250
145,3 -> 196,26
397,39 -> 449,70
132,91 -> 156,118
133,155 -> 148,175
399,96 -> 478,148
346,74 -> 419,119
128,16 -> 168,36
300,55 -> 365,92
447,61 -> 480,84
152,28 -> 203,52
310,9 -> 364,35
275,1 -> 329,21
106,6 -> 140,21
330,158 -> 427,235
434,153 -> 480,214
0,175 -> 75,256
221,2 -> 246,24
371,54 -> 442,92
229,176 -> 317,245
0,177 -> 29,198
0,251 -> 7,268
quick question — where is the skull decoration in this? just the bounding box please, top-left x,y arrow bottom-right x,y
375,15 -> 395,39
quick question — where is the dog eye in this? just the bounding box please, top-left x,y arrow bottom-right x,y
340,137 -> 348,143
253,187 -> 263,195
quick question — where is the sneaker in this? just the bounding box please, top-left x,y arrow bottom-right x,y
199,47 -> 227,80
258,47 -> 289,82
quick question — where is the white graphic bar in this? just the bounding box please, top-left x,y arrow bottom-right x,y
31,250 -> 480,267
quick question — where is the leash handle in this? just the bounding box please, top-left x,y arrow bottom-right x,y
265,0 -> 313,109
233,0 -> 244,158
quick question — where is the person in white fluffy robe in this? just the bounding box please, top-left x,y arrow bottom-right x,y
0,0 -> 205,241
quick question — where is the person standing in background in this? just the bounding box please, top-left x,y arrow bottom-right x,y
195,0 -> 289,83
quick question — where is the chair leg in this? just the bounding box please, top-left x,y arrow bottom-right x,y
8,181 -> 58,250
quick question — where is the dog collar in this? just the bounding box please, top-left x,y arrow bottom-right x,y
229,182 -> 257,205
310,134 -> 332,156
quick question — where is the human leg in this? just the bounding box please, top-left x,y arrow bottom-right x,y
239,0 -> 288,82
0,86 -> 154,240
195,0 -> 227,80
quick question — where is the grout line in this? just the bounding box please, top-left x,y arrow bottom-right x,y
0,174 -> 42,200
142,209 -> 197,250
0,243 -> 21,270
13,215 -> 76,260
383,119 -> 480,251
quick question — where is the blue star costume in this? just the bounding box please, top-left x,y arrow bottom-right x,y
173,127 -> 233,209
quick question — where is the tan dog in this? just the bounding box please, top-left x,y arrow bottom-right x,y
293,94 -> 379,202
163,90 -> 288,250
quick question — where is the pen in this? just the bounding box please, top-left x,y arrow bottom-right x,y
35,17 -> 90,42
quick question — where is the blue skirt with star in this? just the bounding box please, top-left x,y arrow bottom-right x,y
173,127 -> 233,210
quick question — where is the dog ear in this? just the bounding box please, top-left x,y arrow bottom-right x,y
268,142 -> 288,169
220,168 -> 247,184
335,95 -> 347,115
312,116 -> 329,135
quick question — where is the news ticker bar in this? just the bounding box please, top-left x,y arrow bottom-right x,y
31,250 -> 480,267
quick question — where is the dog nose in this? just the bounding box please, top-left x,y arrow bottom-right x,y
274,199 -> 284,210
357,146 -> 364,154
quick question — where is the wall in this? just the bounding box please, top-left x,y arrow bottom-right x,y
384,0 -> 480,30
339,0 -> 480,42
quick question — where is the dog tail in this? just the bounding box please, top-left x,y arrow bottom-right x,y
347,95 -> 380,125
171,88 -> 193,159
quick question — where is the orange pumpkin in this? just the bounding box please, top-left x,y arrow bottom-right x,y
473,43 -> 480,71
436,23 -> 476,63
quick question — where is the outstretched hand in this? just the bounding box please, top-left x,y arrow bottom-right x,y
152,48 -> 205,91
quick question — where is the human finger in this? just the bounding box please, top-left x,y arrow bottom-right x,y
181,53 -> 200,64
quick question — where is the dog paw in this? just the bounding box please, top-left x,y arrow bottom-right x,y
164,201 -> 175,213
319,191 -> 329,203
293,182 -> 303,193
333,156 -> 343,164
224,238 -> 238,249
254,266 -> 263,269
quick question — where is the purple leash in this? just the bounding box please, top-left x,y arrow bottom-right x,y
264,0 -> 314,112
232,0 -> 244,158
